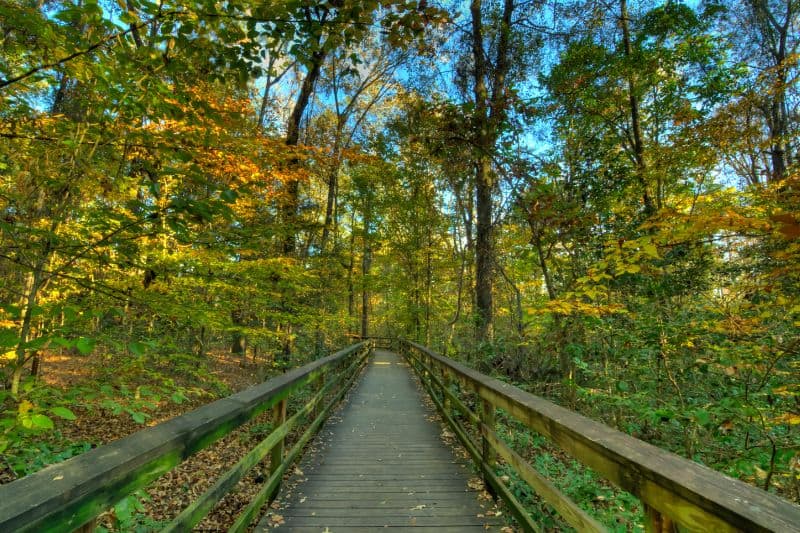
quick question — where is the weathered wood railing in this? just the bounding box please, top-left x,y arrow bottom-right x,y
400,340 -> 800,533
0,341 -> 372,532
351,335 -> 394,349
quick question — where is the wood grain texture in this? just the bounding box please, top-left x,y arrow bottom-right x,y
260,350 -> 500,532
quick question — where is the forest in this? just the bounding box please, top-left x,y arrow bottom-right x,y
1,0 -> 799,529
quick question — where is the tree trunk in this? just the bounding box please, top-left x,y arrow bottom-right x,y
475,160 -> 494,341
471,0 -> 494,342
231,310 -> 246,355
620,0 -> 655,214
425,226 -> 433,346
360,191 -> 372,338
321,126 -> 343,251
347,212 -> 357,333
470,0 -> 514,343
11,256 -> 48,396
747,0 -> 795,183
283,49 -> 326,255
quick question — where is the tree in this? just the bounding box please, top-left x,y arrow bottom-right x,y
713,0 -> 798,185
468,0 -> 516,342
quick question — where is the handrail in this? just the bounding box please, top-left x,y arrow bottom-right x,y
351,335 -> 395,349
400,340 -> 800,533
0,341 -> 372,533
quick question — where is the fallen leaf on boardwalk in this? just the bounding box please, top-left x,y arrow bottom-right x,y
410,504 -> 426,510
267,514 -> 284,527
293,466 -> 304,476
299,497 -> 306,503
467,477 -> 483,490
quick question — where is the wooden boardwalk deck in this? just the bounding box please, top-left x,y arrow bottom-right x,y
259,349 -> 500,532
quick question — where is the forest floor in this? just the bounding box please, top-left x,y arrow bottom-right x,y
0,349 -> 285,531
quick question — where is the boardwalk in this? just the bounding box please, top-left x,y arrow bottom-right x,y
261,349 -> 499,532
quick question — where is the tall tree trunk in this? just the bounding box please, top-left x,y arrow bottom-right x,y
471,0 -> 493,342
470,0 -> 514,343
321,124 -> 343,251
425,226 -> 433,346
283,50 -> 326,255
746,0 -> 794,183
360,192 -> 372,338
446,211 -> 468,355
475,161 -> 494,341
620,0 -> 655,214
347,212 -> 357,333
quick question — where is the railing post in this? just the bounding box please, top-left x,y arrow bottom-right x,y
314,370 -> 326,419
269,398 -> 287,501
645,504 -> 679,533
480,395 -> 497,497
442,367 -> 452,415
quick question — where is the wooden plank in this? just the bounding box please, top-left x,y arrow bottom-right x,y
405,341 -> 800,533
0,342 -> 369,533
296,488 -> 480,496
269,515 -> 494,527
282,507 -> 491,518
266,525 -> 487,533
266,350 -> 500,532
291,499 -> 485,508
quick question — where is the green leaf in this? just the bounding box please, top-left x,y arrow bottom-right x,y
642,242 -> 660,259
30,414 -> 55,430
128,341 -> 146,356
50,406 -> 77,420
130,411 -> 147,424
692,409 -> 711,427
75,337 -> 95,355
0,328 -> 18,348
616,381 -> 630,392
50,337 -> 73,349
221,188 -> 238,203
170,391 -> 186,404
114,495 -> 134,524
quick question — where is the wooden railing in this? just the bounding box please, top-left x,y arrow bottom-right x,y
0,341 -> 372,533
349,335 -> 395,349
400,340 -> 800,533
